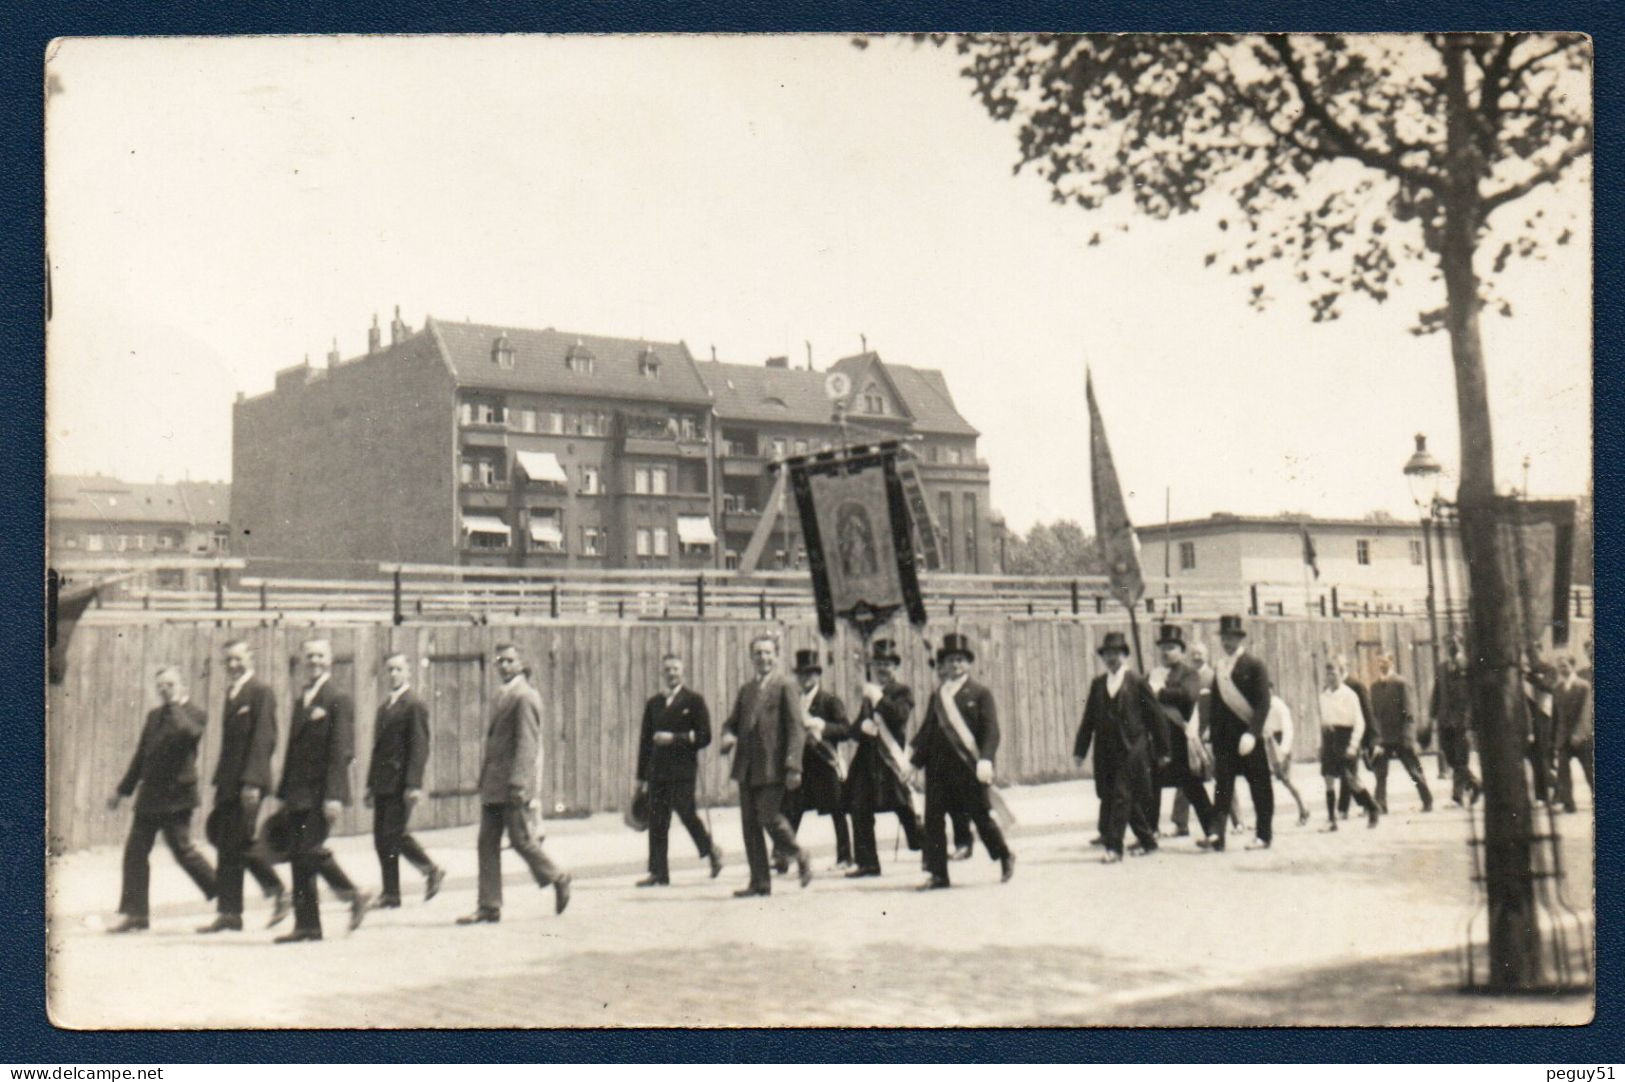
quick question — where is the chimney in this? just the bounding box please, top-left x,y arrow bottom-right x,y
368,313 -> 381,354
710,345 -> 717,362
390,305 -> 408,345
765,356 -> 789,369
805,340 -> 814,371
327,337 -> 341,367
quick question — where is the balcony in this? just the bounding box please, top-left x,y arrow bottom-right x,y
721,453 -> 768,479
461,426 -> 510,449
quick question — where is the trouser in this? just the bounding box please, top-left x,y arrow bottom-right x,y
785,805 -> 852,865
477,801 -> 563,912
739,782 -> 802,890
373,794 -> 436,899
950,808 -> 974,851
1100,756 -> 1158,855
1212,731 -> 1273,846
211,795 -> 284,915
119,808 -> 217,918
850,804 -> 923,871
1374,744 -> 1433,809
647,775 -> 713,881
1323,756 -> 1377,818
289,808 -> 359,933
1165,778 -> 1215,837
1438,728 -> 1479,802
1527,717 -> 1555,803
1556,738 -> 1594,810
922,771 -> 1009,882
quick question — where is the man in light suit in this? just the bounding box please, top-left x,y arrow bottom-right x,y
198,638 -> 288,933
459,641 -> 572,923
366,653 -> 444,907
635,654 -> 722,886
719,634 -> 812,896
106,666 -> 217,932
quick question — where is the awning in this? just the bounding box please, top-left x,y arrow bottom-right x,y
461,514 -> 510,537
677,515 -> 717,546
529,520 -> 565,545
515,450 -> 569,485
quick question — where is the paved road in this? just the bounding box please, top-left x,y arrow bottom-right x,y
47,778 -> 1593,1028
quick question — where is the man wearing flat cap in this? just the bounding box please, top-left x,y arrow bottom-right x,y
844,638 -> 923,878
910,633 -> 1015,889
781,648 -> 853,871
1203,615 -> 1275,852
1075,631 -> 1169,861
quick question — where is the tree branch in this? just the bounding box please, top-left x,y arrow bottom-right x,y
1268,35 -> 1443,192
1479,130 -> 1593,216
1503,37 -> 1587,90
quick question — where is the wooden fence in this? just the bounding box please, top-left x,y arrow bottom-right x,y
47,613 -> 1593,852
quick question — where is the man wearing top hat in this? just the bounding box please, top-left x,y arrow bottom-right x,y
634,654 -> 723,886
1148,625 -> 1217,843
844,638 -> 924,877
909,632 -> 1015,889
1203,615 -> 1275,852
781,648 -> 854,870
1074,631 -> 1169,861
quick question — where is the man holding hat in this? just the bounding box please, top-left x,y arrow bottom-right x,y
1075,631 -> 1169,861
782,648 -> 854,871
1204,615 -> 1275,852
845,639 -> 923,877
910,633 -> 1015,889
1148,625 -> 1217,842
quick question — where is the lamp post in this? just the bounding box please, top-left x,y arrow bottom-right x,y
1403,434 -> 1446,680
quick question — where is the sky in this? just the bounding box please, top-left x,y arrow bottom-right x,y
44,34 -> 1592,533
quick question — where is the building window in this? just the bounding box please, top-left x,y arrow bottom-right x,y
945,447 -> 962,465
580,412 -> 606,437
938,492 -> 955,570
492,333 -> 515,369
653,527 -> 670,557
794,439 -> 808,457
651,467 -> 668,495
963,492 -> 979,573
770,438 -> 787,460
1356,539 -> 1372,566
1179,541 -> 1197,571
135,535 -> 148,551
724,549 -> 740,570
635,528 -> 652,557
1409,539 -> 1424,565
463,513 -> 511,550
463,398 -> 505,426
580,464 -> 601,495
862,381 -> 886,415
565,342 -> 595,373
639,349 -> 660,379
86,534 -> 104,552
528,510 -> 565,553
62,535 -> 79,549
581,527 -> 605,556
541,411 -> 563,435
634,467 -> 649,495
518,408 -> 537,433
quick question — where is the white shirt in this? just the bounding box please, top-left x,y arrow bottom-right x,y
387,683 -> 410,707
1216,645 -> 1245,683
1105,667 -> 1127,698
302,672 -> 330,708
1147,665 -> 1169,695
802,683 -> 820,712
229,670 -> 253,700
664,683 -> 683,708
941,674 -> 968,699
1319,684 -> 1365,745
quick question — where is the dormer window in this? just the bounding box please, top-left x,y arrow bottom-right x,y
639,347 -> 660,380
565,340 -> 595,374
492,333 -> 515,369
862,381 -> 886,415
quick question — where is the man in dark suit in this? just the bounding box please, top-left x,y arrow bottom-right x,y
274,638 -> 372,943
1337,664 -> 1380,819
1431,635 -> 1481,805
781,649 -> 853,871
845,639 -> 923,878
106,666 -> 217,932
634,654 -> 722,886
459,641 -> 572,923
1553,652 -> 1594,813
198,638 -> 288,933
366,653 -> 444,907
1148,625 -> 1216,842
1075,631 -> 1170,862
719,634 -> 812,896
910,633 -> 1015,889
1203,615 -> 1274,852
1370,653 -> 1434,813
1524,641 -> 1559,805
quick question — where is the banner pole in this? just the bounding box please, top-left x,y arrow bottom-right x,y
1127,601 -> 1145,672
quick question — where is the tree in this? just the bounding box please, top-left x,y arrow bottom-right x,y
1004,519 -> 1107,575
877,32 -> 1591,989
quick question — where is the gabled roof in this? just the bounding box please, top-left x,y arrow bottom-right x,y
827,352 -> 916,423
696,353 -> 980,436
429,318 -> 712,405
49,475 -> 231,527
829,352 -> 978,437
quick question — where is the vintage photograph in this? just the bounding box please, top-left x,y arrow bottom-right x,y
43,33 -> 1593,1028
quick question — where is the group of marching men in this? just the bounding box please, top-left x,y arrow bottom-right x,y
103,614 -> 1596,937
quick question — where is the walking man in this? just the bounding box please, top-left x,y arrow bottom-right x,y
634,654 -> 723,886
844,639 -> 923,878
911,633 -> 1015,889
1524,641 -> 1559,805
1203,615 -> 1274,852
1075,631 -> 1169,862
783,649 -> 853,870
1370,653 -> 1433,813
1553,653 -> 1594,813
459,641 -> 572,923
198,638 -> 288,933
107,666 -> 217,932
1169,641 -> 1217,837
1430,635 -> 1481,805
1318,658 -> 1381,830
1265,690 -> 1311,826
719,634 -> 812,897
275,638 -> 371,943
366,653 -> 445,908
1337,663 -> 1380,819
1150,625 -> 1216,842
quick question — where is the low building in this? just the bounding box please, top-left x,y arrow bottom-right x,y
48,475 -> 231,589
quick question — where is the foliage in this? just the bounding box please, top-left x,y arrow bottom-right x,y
1003,519 -> 1107,575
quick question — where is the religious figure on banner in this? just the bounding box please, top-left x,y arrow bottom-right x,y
837,502 -> 881,579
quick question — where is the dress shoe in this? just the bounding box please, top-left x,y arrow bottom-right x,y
635,875 -> 669,888
1087,835 -> 1104,848
1170,827 -> 1190,838
1297,810 -> 1311,826
846,866 -> 881,879
917,876 -> 950,891
1202,835 -> 1226,853
1244,837 -> 1272,851
274,928 -> 323,944
457,909 -> 500,925
1101,850 -> 1123,864
1000,853 -> 1017,881
1320,820 -> 1339,832
708,844 -> 725,879
733,885 -> 770,898
1421,798 -> 1434,813
425,866 -> 446,903
197,915 -> 242,934
1128,844 -> 1157,858
266,888 -> 292,929
373,894 -> 402,910
773,857 -> 791,876
554,873 -> 573,914
797,851 -> 813,889
1367,804 -> 1381,828
349,889 -> 373,932
108,916 -> 149,934
951,844 -> 974,861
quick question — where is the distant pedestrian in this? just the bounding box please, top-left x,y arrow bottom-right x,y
634,654 -> 722,886
366,653 -> 444,908
1552,653 -> 1594,813
1523,641 -> 1559,805
1265,691 -> 1310,826
1370,653 -> 1433,813
1430,635 -> 1480,805
1075,631 -> 1167,862
1318,658 -> 1380,831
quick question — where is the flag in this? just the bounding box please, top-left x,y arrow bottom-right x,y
1300,525 -> 1320,580
1086,370 -> 1144,609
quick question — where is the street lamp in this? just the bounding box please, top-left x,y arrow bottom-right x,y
1403,433 -> 1446,688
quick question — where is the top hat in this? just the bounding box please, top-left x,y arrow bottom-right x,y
869,639 -> 902,665
1156,624 -> 1185,648
1218,614 -> 1248,638
793,648 -> 823,674
936,632 -> 975,664
1097,631 -> 1132,657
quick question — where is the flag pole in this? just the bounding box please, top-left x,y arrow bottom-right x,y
1126,599 -> 1145,672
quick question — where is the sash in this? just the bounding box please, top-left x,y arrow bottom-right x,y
937,685 -> 1017,826
1216,662 -> 1256,725
804,694 -> 847,782
866,702 -> 922,794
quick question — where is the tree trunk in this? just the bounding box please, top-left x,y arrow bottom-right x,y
1440,37 -> 1541,989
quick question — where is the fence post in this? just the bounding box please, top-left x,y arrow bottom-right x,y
618,600 -> 625,619
214,567 -> 225,612
1331,586 -> 1340,617
759,591 -> 767,620
1176,594 -> 1183,614
1095,596 -> 1103,615
1145,597 -> 1154,614
770,601 -> 778,619
391,569 -> 403,626
1319,594 -> 1327,617
1027,602 -> 1034,616
550,585 -> 560,619
696,575 -> 706,619
1248,583 -> 1258,616
1070,580 -> 1079,615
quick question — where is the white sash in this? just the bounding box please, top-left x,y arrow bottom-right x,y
937,685 -> 1017,826
1216,662 -> 1255,724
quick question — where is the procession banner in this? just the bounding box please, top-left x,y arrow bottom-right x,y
1490,497 -> 1577,647
1086,370 -> 1145,611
